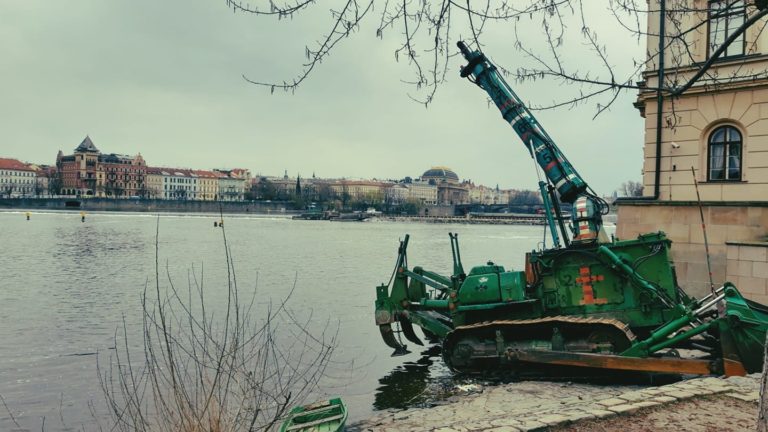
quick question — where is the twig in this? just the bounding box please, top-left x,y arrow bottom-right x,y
0,393 -> 21,429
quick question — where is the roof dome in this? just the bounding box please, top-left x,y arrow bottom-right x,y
422,166 -> 459,183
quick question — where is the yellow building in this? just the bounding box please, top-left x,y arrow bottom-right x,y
146,167 -> 164,199
618,0 -> 768,301
195,170 -> 219,201
330,180 -> 391,202
407,181 -> 438,205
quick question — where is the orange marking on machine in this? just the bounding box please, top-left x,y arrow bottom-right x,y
577,266 -> 608,305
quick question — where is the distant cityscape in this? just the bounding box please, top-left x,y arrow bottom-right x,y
0,135 -> 550,211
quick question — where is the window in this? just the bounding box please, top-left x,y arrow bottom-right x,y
708,125 -> 742,181
709,1 -> 746,58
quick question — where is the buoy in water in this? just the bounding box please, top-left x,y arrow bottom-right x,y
80,211 -> 86,223
26,212 -> 30,221
214,221 -> 218,227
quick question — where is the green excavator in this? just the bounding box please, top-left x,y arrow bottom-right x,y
374,42 -> 768,377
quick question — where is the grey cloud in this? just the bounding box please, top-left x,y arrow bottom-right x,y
0,1 -> 646,195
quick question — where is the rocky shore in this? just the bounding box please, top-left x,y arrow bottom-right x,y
349,374 -> 761,431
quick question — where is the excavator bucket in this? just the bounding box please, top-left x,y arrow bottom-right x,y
379,324 -> 410,356
719,290 -> 768,373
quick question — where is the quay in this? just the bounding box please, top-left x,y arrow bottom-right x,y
383,212 -> 550,225
0,197 -> 293,215
350,374 -> 761,431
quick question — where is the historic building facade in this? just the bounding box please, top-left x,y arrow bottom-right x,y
618,0 -> 768,301
195,170 -> 220,201
0,158 -> 37,197
145,167 -> 165,199
407,180 -> 438,205
56,136 -> 146,197
214,168 -> 248,201
160,169 -> 198,200
421,166 -> 469,205
329,180 -> 392,202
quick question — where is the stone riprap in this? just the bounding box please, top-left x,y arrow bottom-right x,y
350,374 -> 761,432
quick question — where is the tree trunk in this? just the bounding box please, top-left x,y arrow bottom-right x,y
757,332 -> 768,431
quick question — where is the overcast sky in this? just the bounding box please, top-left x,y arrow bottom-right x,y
0,1 -> 647,195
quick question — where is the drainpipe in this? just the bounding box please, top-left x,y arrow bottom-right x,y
652,0 -> 665,199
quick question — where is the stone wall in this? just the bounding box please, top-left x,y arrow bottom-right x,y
727,242 -> 768,305
422,205 -> 456,217
617,202 -> 768,299
0,198 -> 294,214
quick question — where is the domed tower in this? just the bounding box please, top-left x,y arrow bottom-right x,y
421,166 -> 467,205
421,166 -> 460,185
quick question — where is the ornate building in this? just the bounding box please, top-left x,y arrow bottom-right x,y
56,136 -> 146,197
421,166 -> 468,205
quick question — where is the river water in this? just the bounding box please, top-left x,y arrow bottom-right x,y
0,210 -> 556,430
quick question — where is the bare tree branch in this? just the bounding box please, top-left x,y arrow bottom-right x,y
232,0 -> 768,113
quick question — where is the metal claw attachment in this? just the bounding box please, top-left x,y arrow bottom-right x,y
379,324 -> 410,356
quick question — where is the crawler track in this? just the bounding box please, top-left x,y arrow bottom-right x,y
442,316 -> 637,374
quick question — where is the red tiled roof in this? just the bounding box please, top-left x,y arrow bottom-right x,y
0,158 -> 34,171
146,166 -> 165,175
193,170 -> 218,178
147,167 -> 200,177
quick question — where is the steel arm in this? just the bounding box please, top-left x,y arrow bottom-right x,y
457,41 -> 587,203
457,41 -> 606,243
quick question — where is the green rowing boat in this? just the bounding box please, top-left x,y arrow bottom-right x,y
279,398 -> 347,432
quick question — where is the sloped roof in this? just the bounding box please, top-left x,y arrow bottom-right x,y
75,135 -> 99,153
147,167 -> 198,177
194,170 -> 218,178
99,153 -> 135,163
0,158 -> 34,171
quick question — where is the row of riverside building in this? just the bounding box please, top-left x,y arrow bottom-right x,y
2,136 -> 524,205
54,136 -> 251,201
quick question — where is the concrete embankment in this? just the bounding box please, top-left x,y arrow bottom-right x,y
382,215 -> 546,225
0,197 -> 294,214
349,374 -> 761,431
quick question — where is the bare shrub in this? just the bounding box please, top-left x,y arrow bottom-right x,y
98,217 -> 337,431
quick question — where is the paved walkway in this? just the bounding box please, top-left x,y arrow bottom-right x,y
350,374 -> 761,431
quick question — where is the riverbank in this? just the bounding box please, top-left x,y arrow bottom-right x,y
349,374 -> 761,431
1,198 -> 619,227
382,215 -> 547,225
0,197 -> 295,214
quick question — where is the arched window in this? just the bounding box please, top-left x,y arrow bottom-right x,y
708,125 -> 742,181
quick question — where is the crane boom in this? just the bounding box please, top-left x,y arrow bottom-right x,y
457,41 -> 587,203
457,41 -> 605,243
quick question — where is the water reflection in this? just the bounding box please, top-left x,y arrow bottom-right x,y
373,344 -> 454,410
